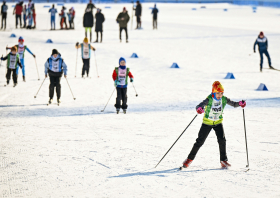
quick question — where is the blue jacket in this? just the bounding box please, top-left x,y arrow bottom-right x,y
254,36 -> 268,51
44,54 -> 67,75
49,8 -> 57,17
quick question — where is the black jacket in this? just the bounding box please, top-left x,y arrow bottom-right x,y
1,4 -> 8,14
95,12 -> 105,32
135,4 -> 142,16
83,11 -> 94,28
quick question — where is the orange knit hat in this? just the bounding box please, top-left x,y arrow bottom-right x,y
212,81 -> 224,93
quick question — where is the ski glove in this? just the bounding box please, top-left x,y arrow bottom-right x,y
196,107 -> 204,114
33,54 -> 36,58
0,57 -> 3,60
239,101 -> 246,108
114,80 -> 120,86
130,78 -> 134,82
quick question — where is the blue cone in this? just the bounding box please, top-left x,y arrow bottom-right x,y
131,53 -> 138,58
224,72 -> 235,79
10,34 -> 16,38
46,39 -> 53,43
257,83 -> 268,91
170,63 -> 179,68
192,8 -> 197,10
44,5 -> 51,8
224,9 -> 228,11
105,6 -> 111,9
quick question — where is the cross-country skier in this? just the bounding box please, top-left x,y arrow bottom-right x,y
133,1 -> 142,29
254,31 -> 274,72
44,49 -> 68,105
181,81 -> 246,169
6,36 -> 36,82
75,37 -> 96,77
1,46 -> 22,87
94,8 -> 105,43
1,1 -> 8,30
116,7 -> 130,43
49,4 -> 57,30
151,4 -> 158,29
112,57 -> 134,114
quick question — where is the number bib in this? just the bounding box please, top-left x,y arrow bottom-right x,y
83,47 -> 89,59
18,46 -> 25,59
208,99 -> 223,121
118,68 -> 127,86
9,55 -> 17,69
51,60 -> 60,72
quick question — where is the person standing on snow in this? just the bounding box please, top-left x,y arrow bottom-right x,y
13,1 -> 23,28
112,57 -> 134,114
44,49 -> 68,105
75,37 -> 96,78
83,3 -> 95,42
70,7 -> 75,29
151,4 -> 158,29
116,7 -> 130,43
59,6 -> 68,29
253,31 -> 274,72
181,81 -> 246,169
133,1 -> 142,29
1,46 -> 22,87
49,4 -> 57,30
94,8 -> 105,43
22,4 -> 27,28
28,0 -> 36,28
1,1 -> 8,30
67,8 -> 72,29
6,36 -> 36,82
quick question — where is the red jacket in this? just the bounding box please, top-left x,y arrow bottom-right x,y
112,69 -> 133,81
14,4 -> 23,15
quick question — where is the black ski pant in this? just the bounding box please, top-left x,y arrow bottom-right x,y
115,87 -> 128,110
136,16 -> 141,28
96,31 -> 103,42
49,76 -> 61,99
259,49 -> 271,68
6,68 -> 17,84
188,123 -> 228,161
119,27 -> 128,41
153,18 -> 157,29
82,58 -> 90,76
1,13 -> 7,29
15,14 -> 22,28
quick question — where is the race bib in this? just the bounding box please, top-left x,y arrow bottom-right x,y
18,46 -> 24,59
51,60 -> 60,72
208,100 -> 223,121
118,68 -> 127,86
83,47 -> 89,59
9,55 -> 17,69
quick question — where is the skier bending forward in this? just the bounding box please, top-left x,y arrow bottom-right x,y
182,81 -> 246,169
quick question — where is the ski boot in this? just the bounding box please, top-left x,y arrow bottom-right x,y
48,98 -> 53,105
13,83 -> 17,87
123,109 -> 127,114
23,76 -> 26,82
221,161 -> 231,168
260,67 -> 262,72
182,159 -> 193,169
269,65 -> 274,69
126,40 -> 129,43
57,99 -> 61,105
116,108 -> 120,114
94,40 -> 98,43
6,80 -> 9,85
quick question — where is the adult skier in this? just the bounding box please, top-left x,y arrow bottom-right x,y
112,57 -> 134,114
181,81 -> 246,169
94,8 -> 105,43
1,46 -> 22,87
13,1 -> 23,28
75,37 -> 96,77
116,7 -> 130,43
151,4 -> 158,29
1,0 -> 8,30
253,31 -> 274,72
49,4 -> 57,30
83,4 -> 94,42
6,36 -> 36,82
133,1 -> 142,29
44,49 -> 68,105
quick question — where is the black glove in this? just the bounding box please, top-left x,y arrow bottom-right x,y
20,65 -> 23,69
33,54 -> 36,58
76,42 -> 79,47
254,50 -> 256,53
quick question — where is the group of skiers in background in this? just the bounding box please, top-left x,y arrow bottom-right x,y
48,4 -> 75,30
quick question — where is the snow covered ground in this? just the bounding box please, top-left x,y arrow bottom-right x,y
1,2 -> 280,197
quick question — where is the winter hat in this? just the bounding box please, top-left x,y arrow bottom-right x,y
212,81 -> 224,93
11,46 -> 17,52
259,31 -> 264,36
97,8 -> 101,12
119,57 -> 126,65
52,49 -> 59,55
123,7 -> 126,11
84,37 -> 89,43
18,36 -> 24,42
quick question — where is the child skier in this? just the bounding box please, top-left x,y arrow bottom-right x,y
1,46 -> 22,87
181,81 -> 246,169
44,49 -> 68,104
75,37 -> 96,78
7,36 -> 36,82
112,57 -> 134,114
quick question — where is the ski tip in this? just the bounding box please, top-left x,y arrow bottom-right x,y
179,166 -> 184,171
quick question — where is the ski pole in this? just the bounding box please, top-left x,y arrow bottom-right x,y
131,1 -> 134,30
94,51 -> 99,78
131,82 -> 138,97
75,47 -> 78,77
155,114 -> 198,168
34,58 -> 40,80
242,106 -> 249,169
101,88 -> 116,112
34,77 -> 46,98
65,77 -> 76,100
